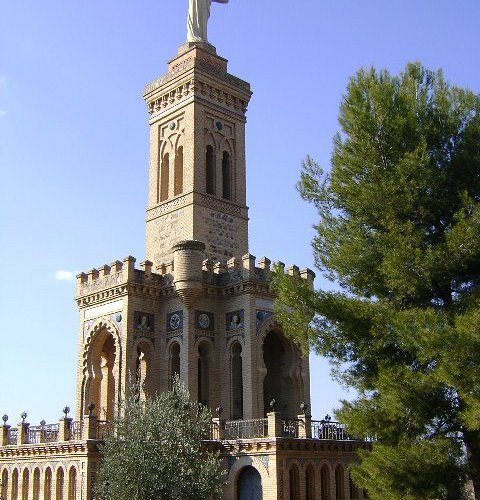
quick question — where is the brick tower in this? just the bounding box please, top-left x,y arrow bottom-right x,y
74,41 -> 311,423
0,34 -> 370,500
144,43 -> 252,266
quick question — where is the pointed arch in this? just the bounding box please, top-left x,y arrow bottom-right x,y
1,469 -> 8,500
306,463 -> 316,500
197,340 -> 211,406
335,464 -> 345,500
33,468 -> 40,500
55,468 -> 64,500
174,145 -> 184,195
44,468 -> 52,500
230,341 -> 243,419
349,471 -> 359,499
135,340 -> 154,401
82,319 -> 122,420
160,152 -> 170,201
289,464 -> 300,500
168,342 -> 181,389
222,150 -> 231,200
21,468 -> 29,500
321,464 -> 331,500
206,144 -> 215,195
67,467 -> 77,500
11,468 -> 19,500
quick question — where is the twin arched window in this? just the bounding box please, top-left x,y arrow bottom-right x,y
206,146 -> 232,200
159,146 -> 184,202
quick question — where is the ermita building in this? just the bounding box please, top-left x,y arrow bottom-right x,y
0,18 -> 370,500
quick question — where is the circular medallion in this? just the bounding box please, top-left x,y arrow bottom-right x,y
115,313 -> 122,322
169,122 -> 176,130
198,313 -> 210,329
169,313 -> 181,331
215,121 -> 223,130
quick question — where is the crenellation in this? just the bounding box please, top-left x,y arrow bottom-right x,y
257,257 -> 271,271
98,264 -> 111,278
274,261 -> 285,273
110,259 -> 123,272
300,268 -> 316,286
140,260 -> 153,277
213,261 -> 228,274
88,268 -> 99,281
286,264 -> 300,278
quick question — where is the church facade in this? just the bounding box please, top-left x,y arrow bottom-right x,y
0,40 -> 369,500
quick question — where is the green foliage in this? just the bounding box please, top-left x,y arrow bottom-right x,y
95,377 -> 225,500
273,63 -> 480,499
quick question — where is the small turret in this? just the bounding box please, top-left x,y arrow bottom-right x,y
172,240 -> 205,308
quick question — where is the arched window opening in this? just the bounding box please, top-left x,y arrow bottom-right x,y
136,345 -> 150,402
236,466 -> 262,500
289,465 -> 300,500
198,343 -> 210,406
306,465 -> 316,500
222,151 -> 231,200
33,469 -> 40,500
321,465 -> 330,500
1,469 -> 8,500
263,330 -> 293,417
68,468 -> 77,500
160,152 -> 170,202
88,333 -> 116,422
21,469 -> 29,500
11,469 -> 18,500
169,343 -> 181,389
56,468 -> 64,500
335,465 -> 345,500
206,145 -> 215,195
230,342 -> 243,419
44,468 -> 52,500
174,146 -> 184,196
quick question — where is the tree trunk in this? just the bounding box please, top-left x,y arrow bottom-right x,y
464,430 -> 480,500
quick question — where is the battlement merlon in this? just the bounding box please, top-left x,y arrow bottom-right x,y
75,249 -> 315,304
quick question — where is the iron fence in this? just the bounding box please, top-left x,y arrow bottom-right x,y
282,419 -> 299,438
224,419 -> 268,439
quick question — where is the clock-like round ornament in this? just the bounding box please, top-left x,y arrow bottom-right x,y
169,313 -> 181,330
198,313 -> 210,329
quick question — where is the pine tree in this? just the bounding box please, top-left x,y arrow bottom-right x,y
273,63 -> 480,500
95,377 -> 225,500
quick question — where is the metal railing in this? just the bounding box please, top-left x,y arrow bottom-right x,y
43,424 -> 60,443
70,420 -> 83,440
224,419 -> 268,439
311,420 -> 353,441
282,419 -> 299,438
6,428 -> 17,445
97,420 -> 113,440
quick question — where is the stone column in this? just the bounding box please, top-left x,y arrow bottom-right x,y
267,411 -> 282,438
17,420 -> 29,445
297,404 -> 312,438
59,418 -> 73,442
1,424 -> 10,446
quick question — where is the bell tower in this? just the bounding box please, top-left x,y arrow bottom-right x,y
144,42 -> 252,267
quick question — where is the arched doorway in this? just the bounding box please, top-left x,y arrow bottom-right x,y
263,330 -> 293,417
236,466 -> 262,500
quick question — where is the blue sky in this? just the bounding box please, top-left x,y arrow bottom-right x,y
1,0 -> 479,425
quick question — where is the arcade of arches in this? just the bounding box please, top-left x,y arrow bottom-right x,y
0,465 -> 78,500
232,461 -> 365,500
